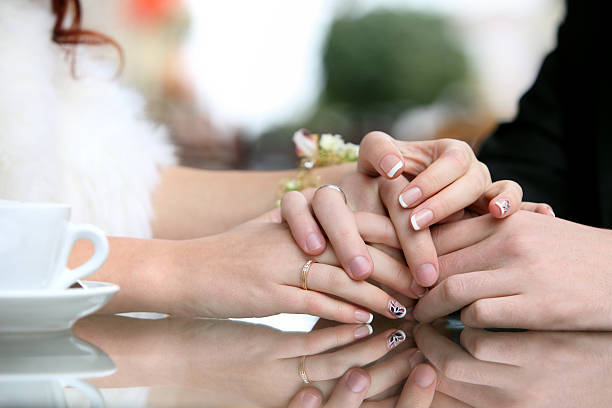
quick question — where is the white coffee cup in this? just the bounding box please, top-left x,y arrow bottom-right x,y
0,201 -> 109,291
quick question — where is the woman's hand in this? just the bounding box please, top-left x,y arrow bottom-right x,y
413,211 -> 612,330
167,211 -> 416,322
289,364 -> 437,408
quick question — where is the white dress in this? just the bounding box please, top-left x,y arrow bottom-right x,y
0,0 -> 176,239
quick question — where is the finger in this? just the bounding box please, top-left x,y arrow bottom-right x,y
325,368 -> 371,408
288,388 -> 324,408
364,348 -> 423,399
395,363 -> 436,407
521,202 -> 556,217
430,391 -> 473,408
435,377 -> 498,408
282,324 -> 374,358
358,131 -> 405,178
469,180 -> 522,217
305,263 -> 411,320
379,177 -> 439,291
459,327 -> 525,366
430,214 -> 497,256
315,243 -> 418,300
286,286 -> 376,324
437,241 -> 498,281
413,324 -> 516,386
397,139 -> 476,210
438,209 -> 465,224
312,186 -> 373,280
407,164 -> 489,231
413,270 -> 519,324
354,212 -> 401,249
304,329 -> 407,381
282,191 -> 327,255
461,295 -> 534,329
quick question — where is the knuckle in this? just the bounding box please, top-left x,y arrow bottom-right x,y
467,299 -> 491,325
439,358 -> 466,381
303,292 -> 322,315
441,276 -> 466,304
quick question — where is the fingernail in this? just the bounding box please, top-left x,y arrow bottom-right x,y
354,324 -> 373,339
409,350 -> 426,369
399,187 -> 422,208
415,263 -> 437,287
388,299 -> 407,318
410,280 -> 427,298
379,154 -> 403,178
548,206 -> 556,217
346,370 -> 369,393
494,199 -> 511,217
355,309 -> 374,324
414,365 -> 436,388
387,329 -> 407,350
349,256 -> 371,279
305,233 -> 324,252
301,390 -> 322,408
410,209 -> 434,231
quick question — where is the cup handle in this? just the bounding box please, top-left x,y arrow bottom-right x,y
52,223 -> 109,290
59,378 -> 105,408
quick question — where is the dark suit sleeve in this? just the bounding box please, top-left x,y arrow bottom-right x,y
478,29 -> 569,216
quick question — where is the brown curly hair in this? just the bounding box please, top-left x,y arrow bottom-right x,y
50,0 -> 123,74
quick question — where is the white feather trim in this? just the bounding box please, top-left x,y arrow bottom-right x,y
0,0 -> 177,238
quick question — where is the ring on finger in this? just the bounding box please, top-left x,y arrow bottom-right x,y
301,260 -> 314,290
299,355 -> 312,384
316,184 -> 347,204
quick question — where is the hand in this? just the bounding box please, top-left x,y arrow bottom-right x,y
415,210 -> 612,330
75,316 -> 419,407
414,323 -> 612,407
288,364 -> 437,408
168,212 -> 414,322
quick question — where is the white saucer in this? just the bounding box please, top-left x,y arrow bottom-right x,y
0,281 -> 119,333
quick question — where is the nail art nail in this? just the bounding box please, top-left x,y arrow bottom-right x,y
380,154 -> 403,178
410,209 -> 434,231
388,299 -> 407,318
399,187 -> 422,209
494,199 -> 511,216
354,324 -> 373,339
387,329 -> 407,350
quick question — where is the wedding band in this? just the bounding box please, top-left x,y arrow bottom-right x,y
316,184 -> 347,204
301,260 -> 314,290
299,355 -> 312,384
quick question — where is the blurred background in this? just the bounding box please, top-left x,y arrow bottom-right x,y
83,0 -> 565,171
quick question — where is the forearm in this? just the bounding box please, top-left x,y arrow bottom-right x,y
151,163 -> 356,239
70,237 -> 181,315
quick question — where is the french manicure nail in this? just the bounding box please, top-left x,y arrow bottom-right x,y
410,209 -> 434,231
387,329 -> 407,350
494,199 -> 511,217
380,154 -> 403,178
346,370 -> 370,393
409,350 -> 426,369
354,324 -> 373,339
305,233 -> 324,252
399,187 -> 422,208
410,280 -> 427,298
355,309 -> 374,324
349,256 -> 371,279
388,299 -> 407,318
415,263 -> 437,287
414,365 -> 436,388
301,391 -> 322,408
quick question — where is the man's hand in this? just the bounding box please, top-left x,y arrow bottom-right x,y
415,211 -> 612,330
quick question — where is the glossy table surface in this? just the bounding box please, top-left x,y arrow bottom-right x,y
1,313 -> 610,407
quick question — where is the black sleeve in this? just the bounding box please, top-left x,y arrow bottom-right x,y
477,23 -> 569,216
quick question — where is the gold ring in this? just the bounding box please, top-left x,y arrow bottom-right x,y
301,260 -> 314,290
316,184 -> 348,204
299,355 -> 312,384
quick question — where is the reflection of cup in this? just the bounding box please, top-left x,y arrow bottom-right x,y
0,330 -> 116,408
0,201 -> 109,290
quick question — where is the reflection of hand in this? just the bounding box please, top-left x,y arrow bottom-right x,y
414,211 -> 612,330
75,316 -> 420,407
288,365 -> 436,408
170,213 -> 413,322
414,324 -> 612,407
